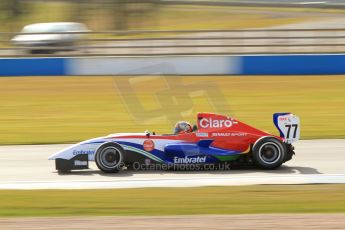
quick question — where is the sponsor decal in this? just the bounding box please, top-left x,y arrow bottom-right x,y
73,149 -> 95,155
196,132 -> 208,137
279,117 -> 288,121
74,160 -> 88,166
212,132 -> 246,137
212,133 -> 231,137
230,133 -> 246,136
173,156 -> 207,164
199,117 -> 237,129
143,139 -> 155,152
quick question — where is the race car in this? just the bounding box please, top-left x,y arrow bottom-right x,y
49,112 -> 300,173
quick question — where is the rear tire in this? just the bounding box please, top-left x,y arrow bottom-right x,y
95,142 -> 124,173
252,137 -> 286,169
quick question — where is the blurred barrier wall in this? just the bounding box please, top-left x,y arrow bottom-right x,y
241,54 -> 345,75
0,58 -> 66,76
1,54 -> 345,76
4,28 -> 345,56
67,56 -> 237,75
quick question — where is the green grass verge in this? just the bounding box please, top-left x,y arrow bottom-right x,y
1,3 -> 333,32
1,185 -> 345,217
0,76 -> 344,145
147,5 -> 314,30
1,3 -> 341,47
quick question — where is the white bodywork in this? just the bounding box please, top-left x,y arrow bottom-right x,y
48,133 -> 180,162
48,136 -> 107,161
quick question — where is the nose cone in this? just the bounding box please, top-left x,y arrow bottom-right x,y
48,144 -> 76,160
48,136 -> 107,160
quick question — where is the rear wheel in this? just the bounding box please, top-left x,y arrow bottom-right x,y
252,137 -> 286,169
95,143 -> 124,173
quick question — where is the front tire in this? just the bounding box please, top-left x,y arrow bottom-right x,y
95,143 -> 124,173
252,137 -> 287,169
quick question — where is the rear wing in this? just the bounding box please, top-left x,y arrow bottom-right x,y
273,113 -> 300,144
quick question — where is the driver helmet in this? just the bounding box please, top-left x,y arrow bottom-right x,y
174,121 -> 193,134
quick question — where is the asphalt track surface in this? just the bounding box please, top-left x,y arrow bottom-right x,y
0,139 -> 344,189
2,214 -> 345,230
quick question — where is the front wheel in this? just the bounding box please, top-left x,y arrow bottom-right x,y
95,143 -> 124,173
252,137 -> 287,169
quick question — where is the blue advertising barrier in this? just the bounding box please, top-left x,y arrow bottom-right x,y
0,54 -> 345,76
241,54 -> 345,75
0,58 -> 66,76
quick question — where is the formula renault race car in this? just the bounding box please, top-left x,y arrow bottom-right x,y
49,112 -> 300,173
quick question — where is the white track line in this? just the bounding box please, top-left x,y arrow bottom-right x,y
1,174 -> 345,190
